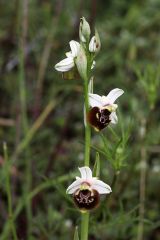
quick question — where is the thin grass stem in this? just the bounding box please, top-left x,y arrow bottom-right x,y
3,143 -> 18,240
18,0 -> 32,237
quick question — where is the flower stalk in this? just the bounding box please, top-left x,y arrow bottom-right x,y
81,212 -> 89,240
81,56 -> 91,240
84,75 -> 91,167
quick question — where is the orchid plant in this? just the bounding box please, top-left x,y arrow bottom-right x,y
55,17 -> 124,240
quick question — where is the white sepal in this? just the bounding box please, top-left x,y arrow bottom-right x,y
92,179 -> 112,194
105,88 -> 124,104
69,40 -> 80,57
55,57 -> 74,72
66,179 -> 83,194
79,166 -> 92,180
89,93 -> 103,108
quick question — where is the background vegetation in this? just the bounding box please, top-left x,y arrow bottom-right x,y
0,0 -> 160,239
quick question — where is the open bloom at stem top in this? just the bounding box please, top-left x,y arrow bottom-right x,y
67,166 -> 111,211
55,40 -> 80,72
88,88 -> 124,131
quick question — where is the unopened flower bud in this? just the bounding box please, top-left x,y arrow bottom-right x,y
75,45 -> 87,80
89,29 -> 101,53
79,17 -> 91,43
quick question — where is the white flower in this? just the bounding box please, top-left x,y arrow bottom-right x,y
55,40 -> 96,73
89,88 -> 124,124
66,166 -> 111,195
55,40 -> 80,72
67,166 -> 111,210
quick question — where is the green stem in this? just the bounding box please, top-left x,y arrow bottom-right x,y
81,66 -> 91,240
84,77 -> 91,166
81,212 -> 89,240
3,143 -> 18,240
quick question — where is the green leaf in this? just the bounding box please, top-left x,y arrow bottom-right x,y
93,152 -> 100,177
73,226 -> 79,240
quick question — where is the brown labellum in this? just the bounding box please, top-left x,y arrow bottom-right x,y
87,107 -> 111,131
73,188 -> 100,211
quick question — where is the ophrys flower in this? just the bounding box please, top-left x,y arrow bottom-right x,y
66,166 -> 111,211
88,88 -> 124,131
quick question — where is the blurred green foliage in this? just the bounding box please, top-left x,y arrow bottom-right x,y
0,0 -> 160,239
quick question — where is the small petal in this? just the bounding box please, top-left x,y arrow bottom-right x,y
88,77 -> 94,94
91,61 -> 96,69
105,88 -> 124,104
66,179 -> 82,194
89,93 -> 103,108
65,51 -> 72,58
55,57 -> 74,72
110,112 -> 118,124
79,166 -> 92,180
92,179 -> 112,194
69,40 -> 80,58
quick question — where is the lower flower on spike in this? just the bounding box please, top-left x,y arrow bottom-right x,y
66,167 -> 111,211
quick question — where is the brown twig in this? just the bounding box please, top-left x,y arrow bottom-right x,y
0,118 -> 15,127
